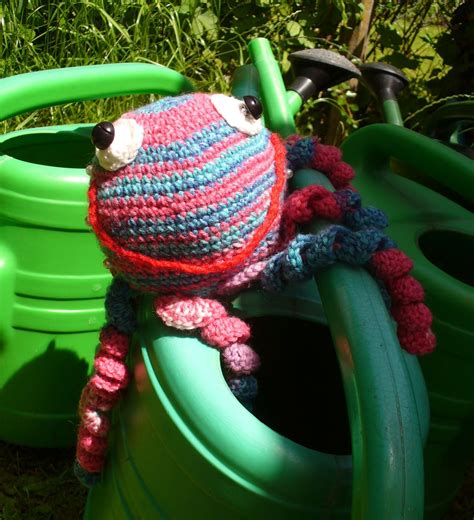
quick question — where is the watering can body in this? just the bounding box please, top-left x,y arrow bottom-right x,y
84,169 -> 430,520
342,123 -> 474,519
0,63 -> 193,447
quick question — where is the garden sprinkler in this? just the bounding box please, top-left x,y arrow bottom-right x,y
359,62 -> 408,126
239,40 -> 361,137
288,48 -> 361,105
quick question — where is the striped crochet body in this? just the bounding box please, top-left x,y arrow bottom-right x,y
89,93 -> 288,297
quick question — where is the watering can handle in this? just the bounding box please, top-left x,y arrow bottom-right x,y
342,123 -> 474,203
243,38 -> 428,520
0,63 -> 194,122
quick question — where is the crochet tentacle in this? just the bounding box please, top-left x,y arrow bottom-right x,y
74,278 -> 136,487
281,185 -> 388,243
261,224 -> 435,355
285,135 -> 355,189
154,295 -> 260,404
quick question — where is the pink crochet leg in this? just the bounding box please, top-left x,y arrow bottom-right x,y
75,325 -> 132,486
154,295 -> 260,399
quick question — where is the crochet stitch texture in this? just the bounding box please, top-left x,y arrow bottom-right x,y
76,92 -> 436,487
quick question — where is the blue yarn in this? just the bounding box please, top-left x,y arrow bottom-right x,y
334,189 -> 361,212
343,206 -> 389,230
73,460 -> 101,488
285,137 -> 315,171
261,223 -> 397,291
105,278 -> 137,334
228,376 -> 259,401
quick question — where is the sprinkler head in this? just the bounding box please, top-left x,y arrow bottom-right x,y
288,49 -> 361,103
360,62 -> 409,102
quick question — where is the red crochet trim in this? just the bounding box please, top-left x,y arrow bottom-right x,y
88,133 -> 287,275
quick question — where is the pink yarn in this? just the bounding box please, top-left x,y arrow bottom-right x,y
201,316 -> 251,348
79,383 -> 116,413
76,446 -> 106,473
216,261 -> 268,295
78,427 -> 108,455
222,343 -> 261,375
90,373 -> 127,400
94,356 -> 129,383
155,295 -> 227,330
98,326 -> 130,360
82,408 -> 110,437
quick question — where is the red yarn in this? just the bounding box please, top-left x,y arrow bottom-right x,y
370,249 -> 413,281
327,161 -> 355,189
281,185 -> 343,242
386,275 -> 425,304
391,302 -> 433,331
94,356 -> 129,383
312,144 -> 342,172
89,373 -> 128,401
397,328 -> 436,355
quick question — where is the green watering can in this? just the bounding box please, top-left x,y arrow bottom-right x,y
347,63 -> 474,519
0,63 -> 193,447
85,39 -> 430,519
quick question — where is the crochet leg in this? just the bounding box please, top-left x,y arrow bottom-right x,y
280,183 -> 387,243
261,226 -> 435,356
285,135 -> 355,189
154,295 -> 260,404
75,278 -> 136,487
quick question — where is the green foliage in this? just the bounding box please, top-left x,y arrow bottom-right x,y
0,0 -> 471,136
364,0 -> 474,131
0,0 -> 365,135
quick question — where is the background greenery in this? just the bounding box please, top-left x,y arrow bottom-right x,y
0,1 -> 473,518
1,0 -> 473,140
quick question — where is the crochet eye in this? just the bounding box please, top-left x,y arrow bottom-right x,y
94,118 -> 144,171
210,94 -> 263,136
91,121 -> 115,150
243,96 -> 263,120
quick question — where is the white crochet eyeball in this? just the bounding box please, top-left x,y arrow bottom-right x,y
210,94 -> 263,136
95,118 -> 144,171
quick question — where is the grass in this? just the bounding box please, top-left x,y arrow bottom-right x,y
0,442 -> 87,520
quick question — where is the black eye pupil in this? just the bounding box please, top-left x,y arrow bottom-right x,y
243,96 -> 263,119
91,121 -> 115,150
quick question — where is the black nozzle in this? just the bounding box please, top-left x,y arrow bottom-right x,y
288,49 -> 361,103
360,63 -> 408,102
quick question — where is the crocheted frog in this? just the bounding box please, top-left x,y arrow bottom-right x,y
75,92 -> 436,486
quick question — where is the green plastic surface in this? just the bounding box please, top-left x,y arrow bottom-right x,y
382,98 -> 404,126
342,123 -> 474,519
0,62 -> 194,447
86,39 -> 428,520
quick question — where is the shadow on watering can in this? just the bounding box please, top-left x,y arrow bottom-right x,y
0,63 -> 194,447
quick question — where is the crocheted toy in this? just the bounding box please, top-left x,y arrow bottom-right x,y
75,92 -> 436,487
